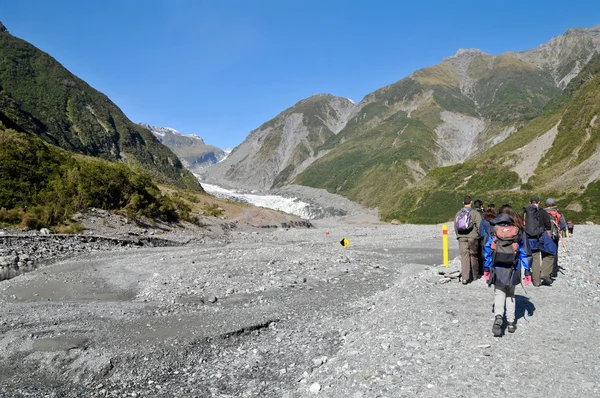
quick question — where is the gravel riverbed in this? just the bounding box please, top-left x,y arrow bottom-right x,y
0,219 -> 598,397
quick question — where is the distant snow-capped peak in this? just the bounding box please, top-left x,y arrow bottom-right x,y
141,123 -> 204,141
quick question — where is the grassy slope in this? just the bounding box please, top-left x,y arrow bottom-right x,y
295,52 -> 563,218
0,127 -> 199,230
0,29 -> 199,190
383,55 -> 600,224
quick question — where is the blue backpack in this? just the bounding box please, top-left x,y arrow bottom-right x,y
455,208 -> 474,232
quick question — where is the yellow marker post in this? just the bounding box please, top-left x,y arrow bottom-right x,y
340,237 -> 350,248
442,224 -> 449,267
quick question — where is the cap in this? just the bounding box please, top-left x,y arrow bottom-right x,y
530,195 -> 540,202
546,198 -> 556,206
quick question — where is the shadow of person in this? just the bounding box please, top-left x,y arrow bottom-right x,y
515,294 -> 535,321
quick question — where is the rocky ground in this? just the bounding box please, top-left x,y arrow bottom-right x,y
0,211 -> 598,397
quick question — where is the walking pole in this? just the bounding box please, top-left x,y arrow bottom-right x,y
559,231 -> 569,252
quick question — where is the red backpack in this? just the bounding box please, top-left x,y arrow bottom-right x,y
546,209 -> 561,239
491,225 -> 520,267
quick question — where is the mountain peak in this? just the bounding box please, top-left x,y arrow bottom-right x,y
448,48 -> 486,59
0,21 -> 8,33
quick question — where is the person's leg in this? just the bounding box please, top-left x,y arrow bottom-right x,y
531,250 -> 542,286
505,285 -> 516,323
494,286 -> 507,318
468,238 -> 480,280
541,252 -> 554,285
493,286 -> 506,336
459,238 -> 470,283
552,238 -> 559,278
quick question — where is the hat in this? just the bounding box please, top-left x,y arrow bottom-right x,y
546,198 -> 556,206
530,195 -> 540,203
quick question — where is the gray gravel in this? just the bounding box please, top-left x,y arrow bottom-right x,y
0,221 -> 598,397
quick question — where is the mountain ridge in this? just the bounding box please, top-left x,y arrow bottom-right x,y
141,123 -> 227,171
209,24 -> 600,222
0,22 -> 200,191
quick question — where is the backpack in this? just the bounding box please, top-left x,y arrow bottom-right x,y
455,208 -> 474,232
491,225 -> 520,267
523,205 -> 544,238
546,209 -> 562,239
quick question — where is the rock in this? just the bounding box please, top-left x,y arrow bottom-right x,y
207,295 -> 218,303
438,278 -> 452,284
39,228 -> 51,235
309,383 -> 321,394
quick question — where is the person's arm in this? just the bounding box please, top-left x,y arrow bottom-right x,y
559,212 -> 567,230
483,235 -> 493,270
472,209 -> 482,238
519,235 -> 533,272
540,209 -> 552,233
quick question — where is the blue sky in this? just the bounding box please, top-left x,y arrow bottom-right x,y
2,1 -> 599,150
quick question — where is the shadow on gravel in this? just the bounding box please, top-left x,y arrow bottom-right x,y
515,294 -> 536,321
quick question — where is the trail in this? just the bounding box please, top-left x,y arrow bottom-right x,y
0,223 -> 597,397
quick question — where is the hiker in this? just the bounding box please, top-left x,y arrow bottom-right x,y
544,198 -> 567,278
454,195 -> 482,284
481,205 -> 498,242
474,199 -> 486,276
523,195 -> 555,286
483,205 -> 532,337
567,221 -> 574,236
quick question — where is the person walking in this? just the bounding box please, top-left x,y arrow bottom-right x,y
544,198 -> 567,278
483,205 -> 532,336
474,199 -> 486,276
523,195 -> 555,286
454,196 -> 482,284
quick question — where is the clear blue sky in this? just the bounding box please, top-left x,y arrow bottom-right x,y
2,1 -> 599,150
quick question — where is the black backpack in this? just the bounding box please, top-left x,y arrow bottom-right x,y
523,205 -> 544,238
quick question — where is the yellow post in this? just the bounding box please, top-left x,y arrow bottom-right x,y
442,224 -> 449,267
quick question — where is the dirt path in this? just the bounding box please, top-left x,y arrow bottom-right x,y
0,223 -> 598,397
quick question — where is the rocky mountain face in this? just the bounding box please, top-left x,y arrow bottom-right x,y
202,94 -> 355,189
292,25 -> 600,211
140,124 -> 227,172
0,22 -> 199,190
384,52 -> 600,223
210,24 -> 600,222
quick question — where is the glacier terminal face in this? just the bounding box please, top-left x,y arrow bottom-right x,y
200,182 -> 314,219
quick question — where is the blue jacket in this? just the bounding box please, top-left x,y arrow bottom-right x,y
483,214 -> 532,272
480,218 -> 491,240
528,230 -> 557,255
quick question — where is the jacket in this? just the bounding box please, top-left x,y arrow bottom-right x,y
454,207 -> 482,239
483,213 -> 532,273
525,205 -> 553,252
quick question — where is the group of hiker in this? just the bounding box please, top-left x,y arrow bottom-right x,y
453,195 -> 569,337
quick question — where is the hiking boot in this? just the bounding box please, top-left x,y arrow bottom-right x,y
541,278 -> 553,286
507,322 -> 516,333
492,315 -> 503,337
462,280 -> 469,285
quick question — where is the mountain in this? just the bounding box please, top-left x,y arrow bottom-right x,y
290,25 -> 600,216
381,51 -> 600,223
206,24 -> 600,222
0,22 -> 200,191
141,124 -> 227,171
202,94 -> 355,189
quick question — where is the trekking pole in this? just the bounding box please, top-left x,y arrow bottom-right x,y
559,231 -> 569,252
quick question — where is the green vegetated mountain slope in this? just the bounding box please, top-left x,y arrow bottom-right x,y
0,126 -> 199,231
202,94 -> 355,189
291,25 -> 600,220
385,53 -> 600,224
0,22 -> 200,191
